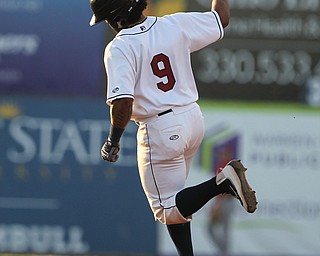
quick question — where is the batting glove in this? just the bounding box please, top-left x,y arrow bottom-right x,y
101,140 -> 120,162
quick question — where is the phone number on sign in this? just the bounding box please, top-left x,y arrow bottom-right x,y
195,48 -> 320,86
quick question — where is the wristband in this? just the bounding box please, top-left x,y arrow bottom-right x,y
108,124 -> 124,143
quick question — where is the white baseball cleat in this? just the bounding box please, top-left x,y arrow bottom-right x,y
216,159 -> 257,213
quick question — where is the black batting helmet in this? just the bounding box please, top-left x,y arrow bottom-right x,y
89,0 -> 140,26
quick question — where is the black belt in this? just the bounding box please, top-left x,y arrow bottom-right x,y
158,109 -> 173,116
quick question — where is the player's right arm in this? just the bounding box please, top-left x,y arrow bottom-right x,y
101,98 -> 133,162
211,0 -> 230,28
102,43 -> 135,163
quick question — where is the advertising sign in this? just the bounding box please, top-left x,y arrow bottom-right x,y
0,0 -> 106,97
158,104 -> 320,255
0,96 -> 156,254
189,0 -> 320,101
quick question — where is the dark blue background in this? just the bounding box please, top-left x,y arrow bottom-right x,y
0,0 -> 106,97
0,96 -> 156,254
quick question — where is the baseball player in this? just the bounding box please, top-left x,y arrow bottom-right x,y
89,0 -> 257,255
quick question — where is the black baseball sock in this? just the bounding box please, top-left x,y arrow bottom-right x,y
166,222 -> 193,256
176,176 -> 231,218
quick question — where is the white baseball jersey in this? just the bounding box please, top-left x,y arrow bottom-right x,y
104,11 -> 225,225
104,11 -> 224,121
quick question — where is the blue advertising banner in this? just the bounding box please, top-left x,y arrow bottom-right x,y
0,0 -> 106,97
0,96 -> 156,254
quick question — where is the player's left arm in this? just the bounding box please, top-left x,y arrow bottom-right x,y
101,98 -> 133,162
211,0 -> 230,28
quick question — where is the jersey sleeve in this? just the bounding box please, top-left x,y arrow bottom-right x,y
173,11 -> 224,53
104,43 -> 135,105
